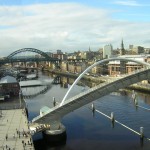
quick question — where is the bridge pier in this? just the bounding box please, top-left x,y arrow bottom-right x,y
42,122 -> 66,143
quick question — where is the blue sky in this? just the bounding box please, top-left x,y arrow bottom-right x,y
0,0 -> 149,21
0,0 -> 150,56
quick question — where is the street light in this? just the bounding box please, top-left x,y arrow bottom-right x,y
19,90 -> 22,108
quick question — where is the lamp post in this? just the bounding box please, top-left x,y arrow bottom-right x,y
19,90 -> 22,108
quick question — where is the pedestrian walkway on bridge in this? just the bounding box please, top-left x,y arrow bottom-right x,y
0,109 -> 34,150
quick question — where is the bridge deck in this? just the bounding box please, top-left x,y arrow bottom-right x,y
0,109 -> 34,150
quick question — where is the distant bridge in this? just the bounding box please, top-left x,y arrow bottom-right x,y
0,48 -> 59,64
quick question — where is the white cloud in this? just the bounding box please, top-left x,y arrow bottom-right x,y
0,2 -> 150,56
113,0 -> 141,6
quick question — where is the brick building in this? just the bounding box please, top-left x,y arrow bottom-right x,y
108,55 -> 150,76
0,76 -> 20,100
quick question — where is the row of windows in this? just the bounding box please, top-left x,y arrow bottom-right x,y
2,84 -> 19,88
110,67 -> 142,71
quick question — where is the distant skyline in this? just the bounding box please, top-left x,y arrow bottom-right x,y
0,0 -> 150,56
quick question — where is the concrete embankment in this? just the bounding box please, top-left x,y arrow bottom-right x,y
43,69 -> 105,84
128,84 -> 150,93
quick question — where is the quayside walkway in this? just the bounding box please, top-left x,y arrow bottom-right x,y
0,109 -> 34,150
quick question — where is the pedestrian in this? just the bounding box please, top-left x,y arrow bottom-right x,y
6,134 -> 8,140
16,128 -> 18,134
22,140 -> 24,144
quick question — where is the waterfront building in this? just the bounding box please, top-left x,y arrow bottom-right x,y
108,55 -> 150,76
91,64 -> 108,75
0,76 -> 20,100
87,60 -> 108,75
103,44 -> 113,58
67,62 -> 87,73
53,53 -> 67,60
75,62 -> 87,73
61,61 -> 68,72
68,63 -> 75,73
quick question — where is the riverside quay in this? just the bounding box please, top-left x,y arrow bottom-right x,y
0,76 -> 35,150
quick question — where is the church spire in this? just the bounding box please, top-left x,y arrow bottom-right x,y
121,39 -> 124,50
120,38 -> 125,55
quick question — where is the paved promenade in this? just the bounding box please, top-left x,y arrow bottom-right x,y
0,109 -> 34,150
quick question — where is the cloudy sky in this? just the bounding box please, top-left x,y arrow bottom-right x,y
0,0 -> 150,56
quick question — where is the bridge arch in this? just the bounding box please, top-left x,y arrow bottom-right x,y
7,48 -> 53,60
60,57 -> 150,106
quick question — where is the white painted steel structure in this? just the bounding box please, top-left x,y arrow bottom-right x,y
60,58 -> 150,106
32,58 -> 150,125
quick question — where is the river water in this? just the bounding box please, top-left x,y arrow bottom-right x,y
22,72 -> 150,150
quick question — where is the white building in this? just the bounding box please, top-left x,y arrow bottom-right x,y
103,44 -> 113,59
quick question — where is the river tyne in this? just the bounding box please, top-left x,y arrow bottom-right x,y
22,71 -> 150,150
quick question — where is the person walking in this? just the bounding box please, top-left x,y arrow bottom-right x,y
5,134 -> 8,140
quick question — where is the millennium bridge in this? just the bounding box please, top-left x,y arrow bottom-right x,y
28,58 -> 150,141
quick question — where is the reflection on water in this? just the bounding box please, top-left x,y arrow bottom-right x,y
25,72 -> 150,150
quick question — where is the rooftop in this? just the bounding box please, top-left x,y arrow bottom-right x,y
0,76 -> 17,84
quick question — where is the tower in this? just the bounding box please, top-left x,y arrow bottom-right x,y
120,39 -> 126,74
120,39 -> 125,55
89,46 -> 91,52
103,44 -> 113,59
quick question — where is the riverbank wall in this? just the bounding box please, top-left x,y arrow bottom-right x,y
44,69 -> 105,84
43,69 -> 150,93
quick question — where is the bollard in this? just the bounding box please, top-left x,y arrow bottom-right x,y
132,90 -> 136,101
91,103 -> 95,117
91,103 -> 95,113
134,98 -> 138,106
111,112 -> 115,123
53,97 -> 56,107
140,127 -> 144,139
